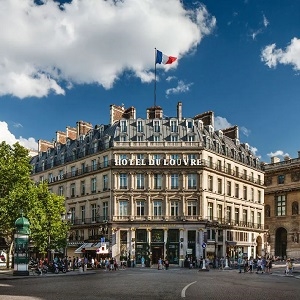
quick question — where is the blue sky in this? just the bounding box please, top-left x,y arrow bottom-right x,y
0,0 -> 299,163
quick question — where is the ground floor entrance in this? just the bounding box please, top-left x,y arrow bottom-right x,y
151,244 -> 164,264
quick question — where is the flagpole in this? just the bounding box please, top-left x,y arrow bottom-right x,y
154,47 -> 157,107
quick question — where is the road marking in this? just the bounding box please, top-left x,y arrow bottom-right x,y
181,281 -> 197,298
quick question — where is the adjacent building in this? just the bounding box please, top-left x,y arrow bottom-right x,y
264,154 -> 300,259
30,102 -> 265,265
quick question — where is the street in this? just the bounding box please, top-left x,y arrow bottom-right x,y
0,265 -> 299,300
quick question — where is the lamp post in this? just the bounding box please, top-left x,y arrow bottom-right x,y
61,210 -> 72,258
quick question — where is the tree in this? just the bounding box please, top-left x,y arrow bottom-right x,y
0,142 -> 68,267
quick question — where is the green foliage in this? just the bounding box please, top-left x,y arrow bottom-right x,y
0,142 -> 68,255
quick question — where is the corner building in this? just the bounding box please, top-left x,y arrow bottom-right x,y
30,102 -> 265,266
264,154 -> 300,259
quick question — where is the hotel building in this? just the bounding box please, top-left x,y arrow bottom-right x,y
30,102 -> 265,265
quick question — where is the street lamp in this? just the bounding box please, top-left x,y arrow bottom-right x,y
61,210 -> 72,258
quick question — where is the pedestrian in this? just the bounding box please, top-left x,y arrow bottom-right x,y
286,259 -> 293,276
238,256 -> 243,273
158,258 -> 162,270
164,257 -> 169,270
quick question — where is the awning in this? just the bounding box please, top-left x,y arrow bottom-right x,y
74,243 -> 93,254
74,242 -> 109,254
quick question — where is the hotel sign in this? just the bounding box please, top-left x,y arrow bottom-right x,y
114,159 -> 203,167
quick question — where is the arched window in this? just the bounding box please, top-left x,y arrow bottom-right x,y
265,204 -> 271,218
292,201 -> 298,215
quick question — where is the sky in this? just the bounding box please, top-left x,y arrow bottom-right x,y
0,0 -> 299,163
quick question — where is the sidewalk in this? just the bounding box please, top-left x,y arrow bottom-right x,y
0,267 -> 96,280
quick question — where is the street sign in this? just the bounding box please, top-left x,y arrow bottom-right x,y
202,243 -> 207,249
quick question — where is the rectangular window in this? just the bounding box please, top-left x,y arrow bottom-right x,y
170,120 -> 178,132
235,183 -> 239,198
136,173 -> 145,189
170,201 -> 179,216
137,135 -> 143,142
217,204 -> 222,221
208,156 -> 213,168
207,203 -> 213,221
154,174 -> 162,189
71,166 -> 76,177
58,186 -> 64,196
137,120 -> 143,133
103,155 -> 108,167
227,163 -> 231,175
208,175 -> 213,191
243,186 -> 247,200
93,142 -> 98,153
81,206 -> 85,223
70,207 -> 75,224
171,174 -> 179,189
136,153 -> 144,160
91,178 -> 97,193
276,195 -> 286,216
103,174 -> 108,191
251,188 -> 254,201
187,120 -> 193,129
188,154 -> 197,160
217,178 -> 222,194
153,120 -> 160,132
153,201 -> 162,216
171,135 -> 178,142
120,120 -> 127,132
70,183 -> 76,198
153,135 -> 160,142
257,212 -> 262,228
227,181 -> 231,196
119,201 -> 128,216
188,135 -> 195,142
170,154 -> 179,160
188,174 -> 197,189
80,180 -> 85,195
187,201 -> 197,216
119,173 -> 128,189
103,202 -> 108,221
235,208 -> 239,224
226,206 -> 232,223
136,200 -> 145,216
258,190 -> 261,203
278,175 -> 285,184
91,159 -> 97,171
91,204 -> 97,222
250,211 -> 254,226
243,209 -> 247,224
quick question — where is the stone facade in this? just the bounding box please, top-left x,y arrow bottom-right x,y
264,155 -> 300,259
30,102 -> 265,265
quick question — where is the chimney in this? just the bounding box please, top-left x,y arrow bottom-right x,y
76,121 -> 93,136
194,111 -> 214,127
110,104 -> 125,125
271,157 -> 280,164
177,102 -> 182,121
56,131 -> 67,144
66,126 -> 77,140
147,106 -> 163,119
38,140 -> 54,153
223,126 -> 239,140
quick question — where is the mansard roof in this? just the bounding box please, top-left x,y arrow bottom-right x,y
30,103 -> 261,172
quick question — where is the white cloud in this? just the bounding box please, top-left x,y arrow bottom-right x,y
261,38 -> 300,70
0,0 -> 216,99
214,116 -> 232,130
267,150 -> 290,158
0,121 -> 38,150
263,14 -> 269,27
165,80 -> 193,96
240,126 -> 251,137
166,76 -> 177,82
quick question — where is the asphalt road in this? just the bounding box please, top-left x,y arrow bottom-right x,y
0,265 -> 299,300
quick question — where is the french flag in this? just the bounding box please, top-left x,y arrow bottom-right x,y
155,49 -> 177,65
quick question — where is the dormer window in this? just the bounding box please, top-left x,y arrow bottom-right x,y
208,125 -> 214,135
56,144 -> 61,152
153,120 -> 160,133
120,120 -> 127,133
186,120 -> 194,130
137,120 -> 143,133
170,120 -> 178,133
79,135 -> 84,143
47,148 -> 51,156
66,139 -> 70,147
